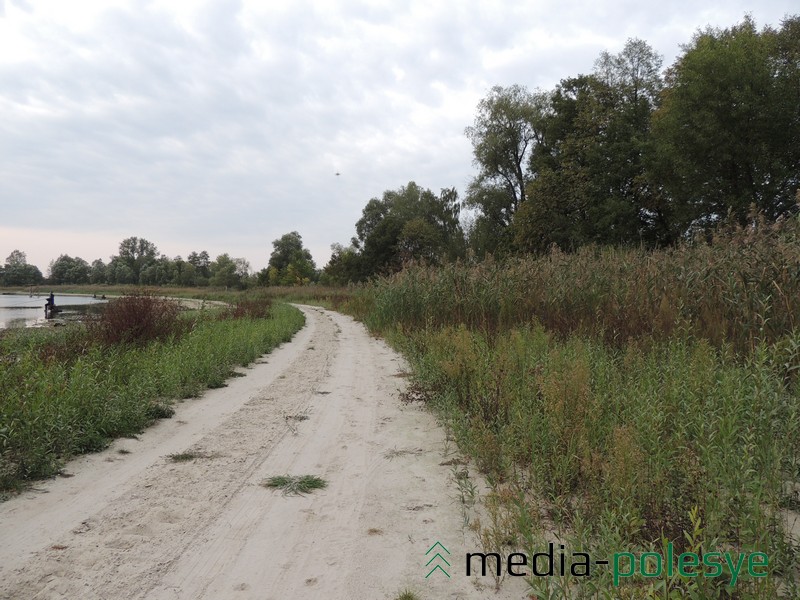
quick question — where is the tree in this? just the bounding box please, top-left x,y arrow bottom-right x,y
89,259 -> 107,284
465,85 -> 547,216
114,237 -> 158,283
210,254 -> 243,288
265,232 -> 316,285
355,182 -> 464,276
187,251 -> 211,277
514,39 -> 666,251
650,16 -> 800,231
48,255 -> 90,285
1,250 -> 43,286
5,250 -> 27,268
320,243 -> 362,285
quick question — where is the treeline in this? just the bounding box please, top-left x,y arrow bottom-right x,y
0,240 -> 248,288
1,231 -> 321,288
322,15 -> 799,283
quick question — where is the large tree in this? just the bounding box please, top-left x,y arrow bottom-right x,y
465,85 -> 547,214
209,254 -> 250,289
113,237 -> 159,283
650,16 -> 800,230
48,255 -> 90,285
262,232 -> 316,285
352,182 -> 464,276
515,39 -> 666,252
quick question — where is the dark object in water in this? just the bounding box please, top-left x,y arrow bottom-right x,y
45,292 -> 60,319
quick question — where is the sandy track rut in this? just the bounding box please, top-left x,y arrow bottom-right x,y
0,306 -> 525,599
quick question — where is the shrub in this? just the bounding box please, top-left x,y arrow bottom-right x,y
87,291 -> 186,346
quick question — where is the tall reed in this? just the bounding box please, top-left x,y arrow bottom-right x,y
343,215 -> 800,598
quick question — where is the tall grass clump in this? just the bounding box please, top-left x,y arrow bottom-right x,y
350,213 -> 800,358
343,214 -> 800,598
0,298 -> 304,491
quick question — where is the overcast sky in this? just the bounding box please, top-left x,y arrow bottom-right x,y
0,0 -> 796,275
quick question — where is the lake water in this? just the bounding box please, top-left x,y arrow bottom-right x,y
0,293 -> 107,329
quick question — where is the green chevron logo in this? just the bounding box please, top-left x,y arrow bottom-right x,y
425,541 -> 451,578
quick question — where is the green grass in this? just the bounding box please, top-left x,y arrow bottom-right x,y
167,451 -> 212,462
0,301 -> 305,492
262,475 -> 328,495
339,217 -> 800,599
393,590 -> 421,600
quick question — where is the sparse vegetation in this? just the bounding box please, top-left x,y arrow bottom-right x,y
393,590 -> 421,600
167,451 -> 211,462
262,474 -> 328,496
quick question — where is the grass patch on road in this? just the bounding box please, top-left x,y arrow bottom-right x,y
262,474 -> 328,496
167,451 -> 213,463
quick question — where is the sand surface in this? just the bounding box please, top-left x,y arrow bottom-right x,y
0,305 -> 527,599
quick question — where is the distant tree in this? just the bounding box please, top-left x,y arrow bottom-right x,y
265,232 -> 316,285
177,262 -> 198,286
140,255 -> 179,286
320,243 -> 362,285
5,250 -> 27,268
1,250 -> 44,286
48,255 -> 90,285
209,253 -> 249,289
113,237 -> 158,283
89,259 -> 107,284
187,251 -> 211,279
106,258 -> 136,284
349,182 -> 465,277
463,184 -> 516,258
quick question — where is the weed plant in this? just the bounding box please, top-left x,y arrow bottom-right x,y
262,474 -> 328,495
342,215 -> 800,598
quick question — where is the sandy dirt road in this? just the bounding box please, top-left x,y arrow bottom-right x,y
0,305 -> 527,600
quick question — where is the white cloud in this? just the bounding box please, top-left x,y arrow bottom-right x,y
0,0 -> 797,272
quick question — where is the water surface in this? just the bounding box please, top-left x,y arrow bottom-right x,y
0,293 -> 107,329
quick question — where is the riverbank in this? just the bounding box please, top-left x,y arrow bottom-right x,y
0,298 -> 305,492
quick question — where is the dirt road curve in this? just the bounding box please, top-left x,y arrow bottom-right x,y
0,305 -> 525,600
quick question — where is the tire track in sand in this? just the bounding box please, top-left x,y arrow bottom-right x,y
0,305 -> 526,600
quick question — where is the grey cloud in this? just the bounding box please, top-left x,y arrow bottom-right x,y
1,0 -> 797,271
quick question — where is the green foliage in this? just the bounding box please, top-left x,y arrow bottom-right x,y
114,236 -> 158,283
465,17 -> 799,256
515,39 -> 665,251
48,254 -> 91,285
319,243 -> 362,285
0,250 -> 44,286
331,181 -> 464,280
353,213 -> 800,357
0,302 -> 304,490
261,231 -> 317,286
262,474 -> 328,495
209,253 -> 250,289
465,84 -> 547,215
651,16 -> 800,230
343,218 -> 800,597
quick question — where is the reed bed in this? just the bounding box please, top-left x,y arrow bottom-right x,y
343,215 -> 800,598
